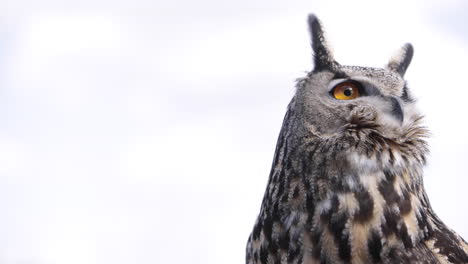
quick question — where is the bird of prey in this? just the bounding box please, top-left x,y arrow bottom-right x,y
246,14 -> 468,264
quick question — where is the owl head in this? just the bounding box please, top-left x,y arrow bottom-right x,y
293,15 -> 421,144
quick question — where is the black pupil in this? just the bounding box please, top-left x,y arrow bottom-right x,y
343,87 -> 353,97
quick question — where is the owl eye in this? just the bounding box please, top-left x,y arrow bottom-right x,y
332,81 -> 361,100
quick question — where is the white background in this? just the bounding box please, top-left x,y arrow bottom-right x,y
1,0 -> 467,263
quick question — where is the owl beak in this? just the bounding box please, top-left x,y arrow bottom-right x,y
390,97 -> 404,124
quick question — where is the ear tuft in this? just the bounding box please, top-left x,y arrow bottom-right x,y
308,14 -> 336,71
386,43 -> 414,77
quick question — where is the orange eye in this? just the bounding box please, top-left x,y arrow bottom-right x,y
332,82 -> 360,100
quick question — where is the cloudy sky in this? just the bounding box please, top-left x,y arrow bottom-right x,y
0,0 -> 467,263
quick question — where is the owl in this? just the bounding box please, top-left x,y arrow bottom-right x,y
246,14 -> 468,264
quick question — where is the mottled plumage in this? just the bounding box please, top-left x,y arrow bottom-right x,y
246,14 -> 468,264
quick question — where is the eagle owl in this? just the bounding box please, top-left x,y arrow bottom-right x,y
246,14 -> 468,264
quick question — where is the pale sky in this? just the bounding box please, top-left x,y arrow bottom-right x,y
0,0 -> 467,263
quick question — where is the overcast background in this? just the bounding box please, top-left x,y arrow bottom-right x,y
0,0 -> 467,263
